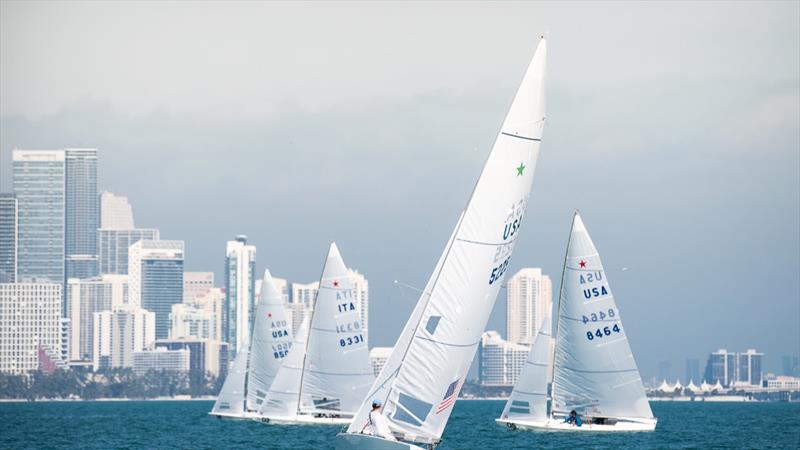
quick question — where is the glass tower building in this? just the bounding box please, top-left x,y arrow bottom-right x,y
0,194 -> 17,283
128,240 -> 184,339
224,235 -> 256,355
12,150 -> 65,286
64,149 -> 99,281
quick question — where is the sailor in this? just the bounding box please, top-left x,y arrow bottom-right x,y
363,399 -> 396,441
565,410 -> 582,426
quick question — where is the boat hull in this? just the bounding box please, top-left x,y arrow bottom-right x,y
496,417 -> 657,432
254,414 -> 352,425
208,411 -> 259,420
334,433 -> 427,450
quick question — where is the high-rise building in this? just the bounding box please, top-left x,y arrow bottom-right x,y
349,269 -> 369,344
170,303 -> 217,340
782,355 -> 800,377
67,275 -> 129,361
183,271 -> 214,303
289,280 -> 318,336
64,149 -> 99,281
479,330 -> 530,386
506,268 -> 552,345
224,236 -> 255,354
0,194 -> 17,283
155,339 -> 227,377
686,358 -> 701,384
97,228 -> 160,275
369,347 -> 393,377
736,349 -> 764,387
132,347 -> 190,375
93,306 -> 155,370
128,240 -> 184,339
705,349 -> 736,386
12,150 -> 65,286
99,191 -> 135,230
657,361 -> 673,382
0,283 -> 62,374
189,287 -> 224,343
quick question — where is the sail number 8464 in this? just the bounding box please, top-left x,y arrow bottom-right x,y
586,324 -> 621,340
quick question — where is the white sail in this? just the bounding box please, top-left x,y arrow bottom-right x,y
500,310 -> 552,422
299,243 -> 375,415
246,269 -> 294,411
551,212 -> 653,421
258,318 -> 309,417
345,37 -> 547,445
211,347 -> 249,416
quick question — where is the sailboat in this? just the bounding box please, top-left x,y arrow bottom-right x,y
497,212 -> 657,431
255,243 -> 375,425
210,269 -> 294,419
336,36 -> 547,450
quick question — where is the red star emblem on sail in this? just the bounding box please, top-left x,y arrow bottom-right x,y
579,260 -> 586,268
267,312 -> 272,318
333,280 -> 339,287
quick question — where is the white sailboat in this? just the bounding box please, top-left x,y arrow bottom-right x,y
256,243 -> 374,425
337,36 -> 547,450
210,269 -> 294,419
497,212 -> 656,432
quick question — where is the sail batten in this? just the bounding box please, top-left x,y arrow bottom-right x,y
345,37 -> 548,444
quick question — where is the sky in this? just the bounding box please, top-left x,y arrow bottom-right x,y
1,1 -> 798,380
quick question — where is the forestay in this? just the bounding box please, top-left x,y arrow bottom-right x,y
501,310 -> 552,421
551,213 -> 653,421
258,318 -> 309,417
299,243 -> 374,415
246,270 -> 294,410
346,37 -> 548,444
211,347 -> 249,415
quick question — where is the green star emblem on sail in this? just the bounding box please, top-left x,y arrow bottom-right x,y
516,162 -> 526,176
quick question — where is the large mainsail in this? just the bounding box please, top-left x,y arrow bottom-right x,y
551,213 -> 653,420
246,270 -> 294,411
211,347 -> 249,416
298,243 -> 374,415
500,310 -> 552,422
346,37 -> 547,444
258,318 -> 309,417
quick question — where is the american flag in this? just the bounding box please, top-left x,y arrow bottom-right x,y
436,378 -> 462,414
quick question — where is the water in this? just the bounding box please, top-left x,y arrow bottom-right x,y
1,400 -> 798,449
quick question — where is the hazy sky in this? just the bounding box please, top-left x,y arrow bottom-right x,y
1,1 -> 798,379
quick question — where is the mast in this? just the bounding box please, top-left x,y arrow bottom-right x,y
548,210 -> 578,419
294,250 -> 328,415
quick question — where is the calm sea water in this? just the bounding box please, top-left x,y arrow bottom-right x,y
1,400 -> 798,449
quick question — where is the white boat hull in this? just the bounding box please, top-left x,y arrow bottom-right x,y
254,414 -> 352,425
208,411 -> 259,420
335,433 -> 427,450
496,417 -> 657,432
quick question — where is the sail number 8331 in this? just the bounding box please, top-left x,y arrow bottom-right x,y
489,257 -> 510,285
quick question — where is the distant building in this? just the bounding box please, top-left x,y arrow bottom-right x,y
155,339 -> 227,377
479,330 -> 530,386
64,148 -> 99,281
93,307 -> 155,370
67,275 -> 129,361
686,358 -> 701,384
782,355 -> 799,377
183,271 -> 214,303
0,283 -> 62,374
97,228 -> 160,275
349,269 -> 369,344
12,150 -> 65,286
128,240 -> 184,339
0,194 -> 17,283
132,347 -> 190,375
99,191 -> 135,230
704,348 -> 763,387
506,268 -> 552,345
224,236 -> 256,354
170,303 -> 216,341
369,347 -> 393,377
657,361 -> 673,383
767,376 -> 800,391
187,287 -> 224,343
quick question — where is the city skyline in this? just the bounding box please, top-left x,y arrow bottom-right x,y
0,1 -> 798,379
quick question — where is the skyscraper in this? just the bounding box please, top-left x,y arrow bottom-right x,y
0,194 -> 17,283
67,275 -> 129,361
128,240 -> 184,339
686,358 -> 701,384
704,349 -> 737,386
97,228 -> 160,275
224,236 -> 255,354
64,149 -> 99,281
736,349 -> 763,386
289,280 -> 318,336
12,150 -> 65,286
183,271 -> 214,303
349,269 -> 369,344
93,306 -> 155,370
506,268 -> 552,345
0,283 -> 62,374
99,191 -> 135,229
478,330 -> 530,386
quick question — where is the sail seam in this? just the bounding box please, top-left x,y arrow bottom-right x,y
501,132 -> 541,141
512,389 -> 546,396
455,237 -> 517,246
415,336 -> 480,348
560,366 -> 639,374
